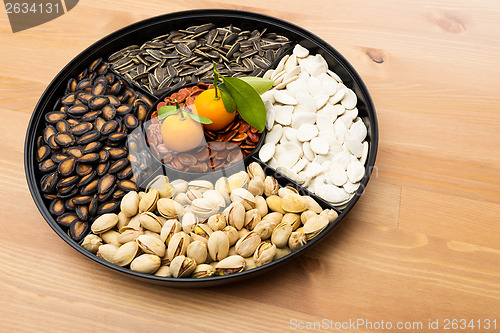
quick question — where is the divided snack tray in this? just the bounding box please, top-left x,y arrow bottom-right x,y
25,9 -> 378,287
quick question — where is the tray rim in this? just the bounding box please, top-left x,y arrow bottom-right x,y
24,9 -> 378,287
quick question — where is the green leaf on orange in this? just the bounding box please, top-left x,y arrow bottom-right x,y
187,111 -> 213,124
157,105 -> 177,120
237,77 -> 274,95
222,76 -> 266,131
220,89 -> 237,114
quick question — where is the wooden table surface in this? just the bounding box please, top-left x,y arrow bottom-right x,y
1,0 -> 499,332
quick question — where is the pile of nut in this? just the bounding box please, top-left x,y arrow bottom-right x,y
81,162 -> 338,278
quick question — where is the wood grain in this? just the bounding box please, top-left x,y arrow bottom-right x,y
1,0 -> 499,332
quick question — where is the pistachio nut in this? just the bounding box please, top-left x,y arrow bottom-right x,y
289,230 -> 307,252
244,257 -> 257,271
278,186 -> 298,198
171,178 -> 188,194
255,195 -> 268,217
157,198 -> 185,219
227,171 -> 249,192
187,240 -> 208,264
186,188 -> 203,204
266,195 -> 286,214
117,227 -> 143,244
226,202 -> 246,230
247,177 -> 265,197
137,234 -> 166,257
203,189 -> 226,208
81,234 -> 102,254
120,191 -> 140,217
139,212 -> 164,233
228,246 -> 237,257
215,255 -> 245,275
282,213 -> 301,231
117,211 -> 130,230
191,198 -> 219,219
253,242 -> 277,267
97,244 -> 119,264
144,230 -> 162,240
154,265 -> 172,277
247,162 -> 265,181
208,230 -> 230,261
271,222 -> 293,248
124,214 -> 141,231
222,225 -> 239,246
91,213 -> 119,234
235,231 -> 261,257
192,264 -> 215,278
170,255 -> 197,278
230,188 -> 256,210
148,175 -> 175,198
207,214 -> 227,231
190,223 -> 213,244
160,219 -> 181,244
237,228 -> 250,239
281,193 -> 307,213
181,211 -> 198,233
301,210 -> 317,225
253,221 -> 274,240
303,214 -> 329,240
188,179 -> 214,193
264,176 -> 279,197
113,241 -> 139,266
244,209 -> 261,230
166,231 -> 191,262
302,195 -> 323,214
130,254 -> 161,274
139,189 -> 159,213
100,230 -> 121,246
215,177 -> 231,204
320,209 -> 339,223
274,246 -> 291,260
174,192 -> 189,205
261,212 -> 283,228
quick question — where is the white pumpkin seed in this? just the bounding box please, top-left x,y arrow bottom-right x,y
310,137 -> 329,155
293,44 -> 309,58
347,160 -> 365,183
259,143 -> 275,163
296,124 -> 319,142
328,163 -> 348,186
274,90 -> 297,105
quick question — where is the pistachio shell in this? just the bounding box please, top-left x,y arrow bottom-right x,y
117,228 -> 143,244
282,213 -> 301,231
160,219 -> 181,244
300,210 -> 317,224
139,189 -> 159,212
215,177 -> 231,204
303,214 -> 329,240
281,193 -> 307,213
187,240 -> 208,264
170,255 -> 197,278
113,241 -> 139,266
255,196 -> 268,217
190,223 -> 213,244
97,244 -> 119,263
136,234 -> 166,257
227,171 -> 249,192
264,176 -> 279,197
192,264 -> 215,278
81,234 -> 102,253
91,213 -> 119,234
253,242 -> 277,267
120,191 -> 140,217
117,211 -> 130,230
139,212 -> 164,233
215,255 -> 245,275
130,254 -> 161,274
157,198 -> 185,219
274,246 -> 291,260
100,230 -> 121,246
208,231 -> 229,261
154,265 -> 172,277
181,212 -> 198,233
207,214 -> 227,231
247,177 -> 265,196
226,202 -> 246,230
166,231 -> 191,262
235,231 -> 261,257
247,162 -> 265,181
289,230 -> 307,252
266,196 -> 286,214
253,221 -> 274,240
302,196 -> 323,213
222,225 -> 239,247
320,209 -> 339,223
244,209 -> 261,230
262,212 -> 283,227
230,188 -> 256,210
271,222 -> 293,248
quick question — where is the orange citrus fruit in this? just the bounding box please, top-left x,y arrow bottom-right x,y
161,112 -> 204,152
193,88 -> 236,131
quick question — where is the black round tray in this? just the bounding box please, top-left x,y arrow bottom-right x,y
25,9 -> 378,287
